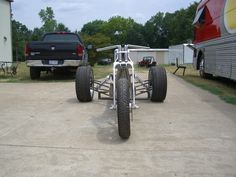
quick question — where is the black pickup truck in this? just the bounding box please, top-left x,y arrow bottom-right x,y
25,32 -> 89,79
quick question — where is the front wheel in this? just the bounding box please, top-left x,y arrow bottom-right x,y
117,78 -> 130,139
75,66 -> 94,102
149,66 -> 167,102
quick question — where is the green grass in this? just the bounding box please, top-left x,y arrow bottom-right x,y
165,65 -> 236,105
93,64 -> 112,79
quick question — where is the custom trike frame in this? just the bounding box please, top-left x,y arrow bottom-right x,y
75,44 -> 167,139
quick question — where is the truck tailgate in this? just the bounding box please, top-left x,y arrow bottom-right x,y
28,41 -> 80,60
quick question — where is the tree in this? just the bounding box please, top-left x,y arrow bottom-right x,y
39,7 -> 57,33
81,20 -> 106,35
80,32 -> 112,66
125,22 -> 146,45
144,12 -> 168,48
103,16 -> 136,44
56,23 -> 70,32
81,16 -> 146,45
12,20 -> 32,61
144,2 -> 198,48
31,27 -> 44,41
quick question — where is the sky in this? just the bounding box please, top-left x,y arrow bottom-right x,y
12,0 -> 198,31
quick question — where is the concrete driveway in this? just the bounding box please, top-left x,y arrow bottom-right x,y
0,73 -> 236,177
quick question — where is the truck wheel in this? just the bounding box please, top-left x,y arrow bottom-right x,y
149,66 -> 167,102
30,67 -> 40,80
75,66 -> 94,102
199,56 -> 213,79
117,78 -> 130,139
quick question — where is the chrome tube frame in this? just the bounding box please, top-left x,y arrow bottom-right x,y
96,44 -> 149,110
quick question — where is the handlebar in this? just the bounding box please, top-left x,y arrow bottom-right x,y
96,44 -> 150,52
96,45 -> 121,52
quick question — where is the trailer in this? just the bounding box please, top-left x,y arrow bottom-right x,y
193,0 -> 236,80
168,44 -> 194,65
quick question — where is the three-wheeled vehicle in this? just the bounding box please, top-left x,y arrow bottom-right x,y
75,45 -> 167,139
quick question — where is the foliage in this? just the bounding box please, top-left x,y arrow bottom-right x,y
143,2 -> 198,48
144,12 -> 168,48
38,7 -> 57,33
80,33 -> 112,66
30,28 -> 44,41
12,20 -> 31,61
81,20 -> 106,35
56,23 -> 71,32
103,16 -> 138,44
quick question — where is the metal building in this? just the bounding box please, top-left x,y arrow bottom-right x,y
0,0 -> 13,63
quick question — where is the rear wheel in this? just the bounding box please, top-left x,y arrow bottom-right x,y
199,55 -> 212,79
75,66 -> 94,102
30,67 -> 40,80
149,66 -> 167,102
117,78 -> 130,139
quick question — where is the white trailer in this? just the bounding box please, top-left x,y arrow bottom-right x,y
168,44 -> 193,64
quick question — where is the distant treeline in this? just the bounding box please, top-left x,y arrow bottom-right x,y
12,2 -> 198,62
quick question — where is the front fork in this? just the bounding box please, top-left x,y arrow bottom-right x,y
110,65 -> 138,110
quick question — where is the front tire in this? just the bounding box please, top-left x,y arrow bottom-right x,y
149,66 -> 167,102
117,78 -> 130,139
30,67 -> 40,80
75,66 -> 94,102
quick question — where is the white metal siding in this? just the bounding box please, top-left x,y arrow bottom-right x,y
215,43 -> 235,78
169,44 -> 194,64
168,44 -> 184,64
196,34 -> 236,80
183,45 -> 194,63
0,0 -> 12,62
205,46 -> 216,75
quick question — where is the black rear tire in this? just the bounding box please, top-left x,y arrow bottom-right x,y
117,78 -> 130,139
75,66 -> 94,102
30,67 -> 40,80
149,66 -> 167,102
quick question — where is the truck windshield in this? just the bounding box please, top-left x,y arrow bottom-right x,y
43,34 -> 80,42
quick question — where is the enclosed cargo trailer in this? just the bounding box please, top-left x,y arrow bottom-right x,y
168,44 -> 194,65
